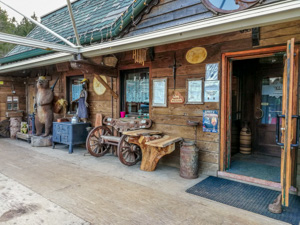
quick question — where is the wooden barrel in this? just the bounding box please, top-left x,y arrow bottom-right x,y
180,141 -> 199,179
240,124 -> 251,154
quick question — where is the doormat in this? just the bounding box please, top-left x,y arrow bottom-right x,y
186,177 -> 300,225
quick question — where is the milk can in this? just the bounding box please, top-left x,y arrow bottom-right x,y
180,141 -> 199,179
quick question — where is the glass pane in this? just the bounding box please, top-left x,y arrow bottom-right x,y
7,96 -> 12,103
13,103 -> 18,110
13,96 -> 19,103
209,0 -> 240,10
125,71 -> 149,114
261,77 -> 283,124
7,103 -> 12,110
72,84 -> 83,101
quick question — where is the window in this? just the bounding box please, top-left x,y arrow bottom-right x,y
261,77 -> 283,124
121,69 -> 149,115
7,96 -> 19,111
203,0 -> 261,14
66,75 -> 84,113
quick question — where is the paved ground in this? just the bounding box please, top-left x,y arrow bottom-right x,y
0,139 -> 289,225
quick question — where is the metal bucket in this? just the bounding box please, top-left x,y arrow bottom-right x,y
180,141 -> 199,179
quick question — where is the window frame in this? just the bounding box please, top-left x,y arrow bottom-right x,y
120,68 -> 150,116
66,75 -> 84,114
7,96 -> 19,111
202,0 -> 261,14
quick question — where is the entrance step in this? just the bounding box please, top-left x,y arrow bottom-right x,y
218,171 -> 298,195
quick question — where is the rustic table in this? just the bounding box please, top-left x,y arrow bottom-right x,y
123,129 -> 182,171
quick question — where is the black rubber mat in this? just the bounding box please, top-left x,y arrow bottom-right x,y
186,177 -> 300,225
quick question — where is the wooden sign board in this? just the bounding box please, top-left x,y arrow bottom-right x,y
186,47 -> 207,64
56,62 -> 70,72
170,91 -> 184,104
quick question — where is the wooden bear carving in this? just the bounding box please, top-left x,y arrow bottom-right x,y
35,76 -> 53,137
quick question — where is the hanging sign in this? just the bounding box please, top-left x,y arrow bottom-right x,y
203,110 -> 218,133
205,63 -> 219,80
170,91 -> 184,104
204,80 -> 220,102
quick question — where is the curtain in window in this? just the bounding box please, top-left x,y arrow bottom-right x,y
72,84 -> 83,101
126,77 -> 149,103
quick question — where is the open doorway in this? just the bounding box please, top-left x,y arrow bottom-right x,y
228,56 -> 284,183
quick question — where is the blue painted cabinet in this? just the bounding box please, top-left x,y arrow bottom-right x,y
52,122 -> 90,153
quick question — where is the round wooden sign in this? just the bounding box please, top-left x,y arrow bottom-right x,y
186,47 -> 207,64
93,75 -> 107,95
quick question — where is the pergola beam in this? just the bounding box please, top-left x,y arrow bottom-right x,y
0,32 -> 79,53
0,0 -> 80,49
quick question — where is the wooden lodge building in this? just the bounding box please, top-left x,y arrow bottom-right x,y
0,0 -> 300,206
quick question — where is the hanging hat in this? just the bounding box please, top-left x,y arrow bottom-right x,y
80,78 -> 89,83
37,76 -> 46,81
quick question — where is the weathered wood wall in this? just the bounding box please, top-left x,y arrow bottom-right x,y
119,29 -> 253,175
0,76 -> 26,121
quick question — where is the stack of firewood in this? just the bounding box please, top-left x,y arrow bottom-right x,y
0,119 -> 10,138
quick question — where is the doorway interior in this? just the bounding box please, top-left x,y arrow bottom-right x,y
227,55 -> 284,183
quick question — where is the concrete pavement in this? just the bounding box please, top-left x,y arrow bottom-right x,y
0,139 -> 289,225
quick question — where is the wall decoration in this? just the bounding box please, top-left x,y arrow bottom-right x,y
204,80 -> 220,102
133,48 -> 147,66
152,78 -> 167,107
170,91 -> 184,104
186,78 -> 203,104
93,75 -> 107,95
205,63 -> 219,80
186,47 -> 207,64
203,110 -> 218,133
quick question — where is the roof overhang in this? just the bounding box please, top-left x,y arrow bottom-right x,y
1,0 -> 300,74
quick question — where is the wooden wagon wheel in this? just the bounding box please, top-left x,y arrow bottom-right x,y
117,135 -> 141,166
86,126 -> 112,157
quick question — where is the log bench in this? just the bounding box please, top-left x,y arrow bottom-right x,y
123,130 -> 182,171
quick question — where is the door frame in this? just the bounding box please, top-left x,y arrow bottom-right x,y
220,46 -> 293,172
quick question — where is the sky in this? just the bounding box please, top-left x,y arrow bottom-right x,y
0,0 -> 76,22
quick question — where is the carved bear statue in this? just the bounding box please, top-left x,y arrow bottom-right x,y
35,76 -> 54,137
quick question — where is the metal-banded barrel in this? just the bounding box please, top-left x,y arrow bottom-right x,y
240,127 -> 251,154
180,141 -> 199,179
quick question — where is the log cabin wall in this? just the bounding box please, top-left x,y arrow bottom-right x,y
29,70 -> 118,125
0,76 -> 26,121
118,30 -> 253,175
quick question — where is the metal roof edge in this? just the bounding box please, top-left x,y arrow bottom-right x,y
0,0 -> 150,65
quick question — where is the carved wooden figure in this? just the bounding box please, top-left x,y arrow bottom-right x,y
72,79 -> 89,123
35,76 -> 54,137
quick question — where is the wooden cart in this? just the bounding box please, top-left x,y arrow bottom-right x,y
85,116 -> 153,166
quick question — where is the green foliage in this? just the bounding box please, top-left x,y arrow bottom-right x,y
0,8 -> 37,57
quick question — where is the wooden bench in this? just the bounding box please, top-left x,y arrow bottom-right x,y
123,130 -> 182,171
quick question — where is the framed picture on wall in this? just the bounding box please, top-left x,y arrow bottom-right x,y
186,78 -> 204,104
152,78 -> 168,107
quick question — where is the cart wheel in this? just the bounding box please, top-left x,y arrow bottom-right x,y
117,135 -> 141,166
86,126 -> 112,157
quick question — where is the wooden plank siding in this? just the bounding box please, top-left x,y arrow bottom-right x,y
119,29 -> 253,175
0,76 -> 26,121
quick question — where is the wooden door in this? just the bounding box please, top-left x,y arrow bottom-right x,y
253,70 -> 283,157
27,84 -> 36,114
281,38 -> 298,207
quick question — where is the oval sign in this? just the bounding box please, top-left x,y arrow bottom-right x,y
186,47 -> 207,64
93,75 -> 107,95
